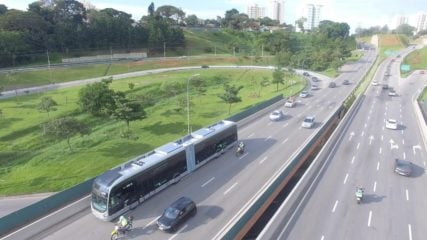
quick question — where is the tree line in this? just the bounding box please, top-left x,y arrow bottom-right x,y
0,1 -> 184,67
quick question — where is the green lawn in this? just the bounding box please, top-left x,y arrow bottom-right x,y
402,46 -> 427,77
421,87 -> 427,101
0,69 -> 306,195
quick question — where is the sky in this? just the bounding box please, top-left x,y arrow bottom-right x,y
1,0 -> 427,32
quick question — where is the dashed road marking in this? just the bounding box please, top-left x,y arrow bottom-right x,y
201,177 -> 215,188
406,189 -> 409,201
373,182 -> 377,192
224,182 -> 238,195
259,156 -> 268,164
343,173 -> 349,184
379,147 -> 382,154
357,142 -> 360,150
408,224 -> 413,240
377,162 -> 380,170
351,156 -> 355,164
368,211 -> 373,227
282,138 -> 289,144
332,200 -> 339,213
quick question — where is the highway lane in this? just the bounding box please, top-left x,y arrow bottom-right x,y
281,47 -> 427,240
0,193 -> 53,218
3,50 -> 376,240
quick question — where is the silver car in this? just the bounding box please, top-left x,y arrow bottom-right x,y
269,110 -> 284,121
302,116 -> 315,128
394,159 -> 412,176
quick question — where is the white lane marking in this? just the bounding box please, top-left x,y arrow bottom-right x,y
248,133 -> 255,138
224,182 -> 238,195
403,152 -> 406,160
364,123 -> 367,128
349,132 -> 355,141
401,130 -> 404,135
382,126 -> 385,131
400,108 -> 402,113
381,135 -> 384,141
361,131 -> 365,137
368,211 -> 373,227
406,189 -> 409,201
408,224 -> 413,240
402,139 -> 405,145
377,162 -> 380,171
201,177 -> 215,188
282,123 -> 289,128
357,142 -> 360,150
367,116 -> 370,120
351,156 -> 355,164
373,182 -> 377,192
282,138 -> 289,144
343,173 -> 349,184
332,200 -> 339,213
169,224 -> 188,240
259,156 -> 268,164
424,161 -> 426,166
144,217 -> 160,229
238,152 -> 249,160
321,236 -> 325,240
264,136 -> 272,141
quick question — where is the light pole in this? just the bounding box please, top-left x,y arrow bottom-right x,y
187,74 -> 200,134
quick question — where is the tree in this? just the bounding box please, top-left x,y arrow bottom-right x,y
38,96 -> 58,117
148,2 -> 155,16
43,117 -> 90,151
218,84 -> 243,114
78,79 -> 117,116
110,96 -> 146,131
272,67 -> 285,92
258,77 -> 270,97
185,14 -> 199,27
395,24 -> 416,36
155,5 -> 185,25
296,17 -> 306,33
0,4 -> 7,15
161,81 -> 184,97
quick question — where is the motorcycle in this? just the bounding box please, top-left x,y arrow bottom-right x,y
235,143 -> 245,157
111,216 -> 133,240
355,188 -> 363,204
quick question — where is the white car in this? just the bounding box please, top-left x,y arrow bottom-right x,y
269,110 -> 284,121
385,119 -> 398,130
299,91 -> 309,98
284,99 -> 296,108
372,81 -> 379,86
311,84 -> 319,90
302,116 -> 315,128
388,89 -> 397,96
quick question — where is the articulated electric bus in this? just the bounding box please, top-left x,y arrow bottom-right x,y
91,120 -> 238,221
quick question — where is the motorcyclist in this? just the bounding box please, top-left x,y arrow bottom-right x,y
117,215 -> 129,232
238,141 -> 245,152
355,187 -> 364,198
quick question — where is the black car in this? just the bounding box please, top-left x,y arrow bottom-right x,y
394,159 -> 412,176
303,72 -> 310,77
343,79 -> 350,85
328,82 -> 336,88
382,84 -> 389,90
157,197 -> 197,232
311,76 -> 319,82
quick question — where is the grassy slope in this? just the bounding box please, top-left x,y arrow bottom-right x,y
403,46 -> 427,73
0,69 -> 305,195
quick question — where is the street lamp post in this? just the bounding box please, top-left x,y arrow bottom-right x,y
187,74 -> 200,134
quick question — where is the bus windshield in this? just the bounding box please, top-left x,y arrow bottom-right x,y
92,192 -> 108,213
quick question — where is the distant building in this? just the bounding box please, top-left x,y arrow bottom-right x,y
247,4 -> 266,19
397,16 -> 408,26
416,13 -> 427,33
270,0 -> 285,24
305,4 -> 322,30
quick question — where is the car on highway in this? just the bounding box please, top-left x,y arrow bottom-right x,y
301,116 -> 315,128
311,84 -> 319,90
372,81 -> 379,86
157,196 -> 197,232
382,84 -> 389,90
388,89 -> 397,96
385,118 -> 398,130
328,82 -> 336,88
311,76 -> 319,82
343,79 -> 350,85
303,72 -> 310,77
269,110 -> 285,121
284,98 -> 296,108
394,159 -> 412,176
299,90 -> 309,98
420,70 -> 425,74
201,65 -> 209,68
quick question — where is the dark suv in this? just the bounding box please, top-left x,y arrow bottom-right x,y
157,197 -> 197,232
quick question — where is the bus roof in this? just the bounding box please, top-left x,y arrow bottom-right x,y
94,120 -> 236,188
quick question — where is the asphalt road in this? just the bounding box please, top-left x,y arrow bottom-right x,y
0,193 -> 54,218
2,50 -> 376,240
278,47 -> 427,240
